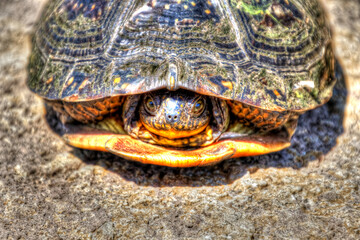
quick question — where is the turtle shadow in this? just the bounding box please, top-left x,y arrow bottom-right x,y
65,63 -> 347,187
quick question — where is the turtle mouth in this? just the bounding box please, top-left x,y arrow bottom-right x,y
137,124 -> 218,148
58,116 -> 294,167
141,119 -> 210,140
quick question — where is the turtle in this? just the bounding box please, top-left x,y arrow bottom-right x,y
27,0 -> 336,167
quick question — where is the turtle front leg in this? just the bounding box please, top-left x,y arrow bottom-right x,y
122,95 -> 156,143
211,97 -> 230,134
122,95 -> 142,138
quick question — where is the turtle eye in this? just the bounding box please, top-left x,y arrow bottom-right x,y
193,98 -> 205,115
144,96 -> 157,113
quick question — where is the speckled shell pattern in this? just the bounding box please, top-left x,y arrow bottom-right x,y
28,0 -> 335,112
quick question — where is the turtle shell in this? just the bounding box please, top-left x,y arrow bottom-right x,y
28,0 -> 335,112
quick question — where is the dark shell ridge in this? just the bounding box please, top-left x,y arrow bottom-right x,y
28,0 -> 335,111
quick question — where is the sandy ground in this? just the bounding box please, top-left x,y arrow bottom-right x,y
0,0 -> 359,239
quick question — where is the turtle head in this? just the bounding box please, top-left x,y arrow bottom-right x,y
139,90 -> 210,139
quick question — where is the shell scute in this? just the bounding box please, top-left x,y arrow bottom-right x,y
28,0 -> 335,111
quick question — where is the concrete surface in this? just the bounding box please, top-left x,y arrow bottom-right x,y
0,0 -> 359,239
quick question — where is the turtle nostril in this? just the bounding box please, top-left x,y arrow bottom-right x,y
167,114 -> 178,122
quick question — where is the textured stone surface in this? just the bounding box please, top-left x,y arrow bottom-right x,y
0,0 -> 359,239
